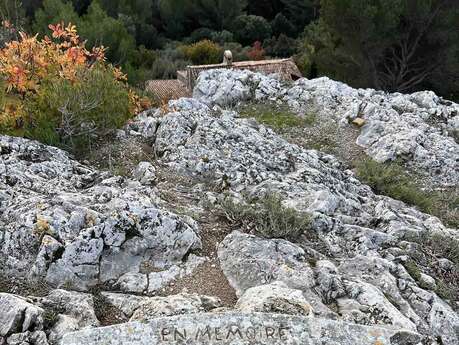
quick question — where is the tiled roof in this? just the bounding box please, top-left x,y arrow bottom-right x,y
146,58 -> 302,101
145,79 -> 191,102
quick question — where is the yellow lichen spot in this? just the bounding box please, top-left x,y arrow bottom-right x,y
34,216 -> 50,236
352,117 -> 366,127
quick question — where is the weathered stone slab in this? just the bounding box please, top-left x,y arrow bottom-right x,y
61,312 -> 421,345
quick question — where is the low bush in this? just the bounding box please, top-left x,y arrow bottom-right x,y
355,159 -> 434,213
181,39 -> 222,65
218,193 -> 312,241
247,41 -> 265,61
354,158 -> 458,228
0,22 -> 148,151
23,66 -> 132,150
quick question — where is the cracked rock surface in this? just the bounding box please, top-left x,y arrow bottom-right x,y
0,135 -> 202,292
194,69 -> 458,187
1,70 -> 458,345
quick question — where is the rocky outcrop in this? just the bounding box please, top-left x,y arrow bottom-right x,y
0,135 -> 202,292
126,86 -> 458,344
0,290 -> 101,345
194,69 -> 459,187
2,69 -> 458,344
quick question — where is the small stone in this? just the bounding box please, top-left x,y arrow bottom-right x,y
352,117 -> 366,127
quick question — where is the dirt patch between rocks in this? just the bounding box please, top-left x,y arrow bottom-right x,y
0,273 -> 52,297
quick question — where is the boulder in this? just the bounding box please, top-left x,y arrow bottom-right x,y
235,281 -> 313,316
0,293 -> 44,337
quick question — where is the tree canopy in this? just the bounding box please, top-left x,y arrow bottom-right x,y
0,0 -> 457,99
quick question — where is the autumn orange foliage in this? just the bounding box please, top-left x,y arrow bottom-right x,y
247,41 -> 266,61
0,23 -> 113,94
0,22 -> 149,143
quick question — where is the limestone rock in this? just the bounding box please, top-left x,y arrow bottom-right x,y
218,231 -> 315,296
235,281 -> 313,316
0,135 -> 202,292
0,293 -> 44,337
194,70 -> 459,187
4,331 -> 48,345
129,294 -> 222,322
133,162 -> 156,185
61,313 -> 422,345
33,290 -> 99,343
128,82 -> 458,343
100,292 -> 146,319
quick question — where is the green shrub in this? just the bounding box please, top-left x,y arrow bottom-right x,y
181,39 -> 222,65
23,66 -> 131,151
264,34 -> 298,58
218,193 -> 312,241
355,159 -> 458,228
355,159 -> 434,212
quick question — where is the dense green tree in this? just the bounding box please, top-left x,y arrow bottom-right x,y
21,0 -> 43,17
193,0 -> 248,30
99,0 -> 152,23
78,1 -> 136,64
33,0 -> 79,36
248,0 -> 284,20
97,0 -> 158,48
233,15 -> 272,45
281,0 -> 318,34
303,0 -> 459,97
71,0 -> 91,14
271,13 -> 295,37
158,0 -> 192,39
264,33 -> 297,57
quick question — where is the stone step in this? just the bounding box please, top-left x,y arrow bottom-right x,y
61,312 -> 421,345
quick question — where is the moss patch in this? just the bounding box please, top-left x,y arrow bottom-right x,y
238,103 -> 316,130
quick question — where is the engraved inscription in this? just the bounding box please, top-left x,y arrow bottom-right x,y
159,325 -> 291,342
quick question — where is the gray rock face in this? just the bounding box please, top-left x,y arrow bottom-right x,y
0,135 -> 202,291
194,69 -> 458,187
126,84 -> 458,344
130,294 -> 222,322
33,290 -> 99,343
235,281 -> 313,316
0,290 -> 101,345
0,293 -> 44,337
2,69 -> 458,345
61,312 -> 422,345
